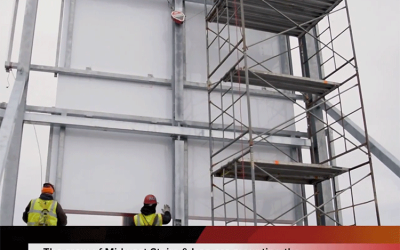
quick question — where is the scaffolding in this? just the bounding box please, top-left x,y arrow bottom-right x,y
205,0 -> 381,226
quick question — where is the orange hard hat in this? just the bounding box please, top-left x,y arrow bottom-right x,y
144,194 -> 157,205
42,183 -> 55,194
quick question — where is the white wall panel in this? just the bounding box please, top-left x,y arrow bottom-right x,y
56,75 -> 172,119
185,88 -> 295,128
70,0 -> 172,78
60,128 -> 173,213
50,0 -> 300,222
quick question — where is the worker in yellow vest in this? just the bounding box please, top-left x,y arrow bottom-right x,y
133,194 -> 171,226
22,183 -> 67,226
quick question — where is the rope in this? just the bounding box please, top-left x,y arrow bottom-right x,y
33,125 -> 43,187
5,70 -> 43,187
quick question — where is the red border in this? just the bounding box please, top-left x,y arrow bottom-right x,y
196,227 -> 400,243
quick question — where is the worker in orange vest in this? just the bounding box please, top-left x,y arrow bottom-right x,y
133,195 -> 171,226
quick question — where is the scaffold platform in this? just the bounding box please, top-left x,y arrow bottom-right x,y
206,0 -> 343,36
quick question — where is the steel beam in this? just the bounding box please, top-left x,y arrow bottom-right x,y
185,0 -> 213,5
55,0 -> 65,70
184,140 -> 189,225
54,126 -> 65,201
328,128 -> 343,225
172,0 -> 187,226
0,104 -> 309,139
173,140 -> 186,226
17,111 -> 310,148
54,0 -> 74,202
45,125 -> 54,182
5,0 -> 19,71
279,34 -> 306,226
326,101 -> 400,179
63,210 -> 295,225
300,27 -> 334,226
4,63 -> 303,100
173,0 -> 185,123
0,0 -> 39,226
0,86 -> 27,226
64,0 -> 75,68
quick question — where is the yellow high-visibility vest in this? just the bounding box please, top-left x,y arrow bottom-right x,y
27,198 -> 58,226
134,213 -> 162,226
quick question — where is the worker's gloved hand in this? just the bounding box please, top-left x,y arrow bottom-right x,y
162,204 -> 170,214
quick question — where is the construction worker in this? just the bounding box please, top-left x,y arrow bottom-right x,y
133,194 -> 171,226
22,183 -> 67,226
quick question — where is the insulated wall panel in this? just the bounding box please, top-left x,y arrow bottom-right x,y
64,0 -> 173,78
60,128 -> 173,213
49,0 -> 301,222
56,75 -> 172,119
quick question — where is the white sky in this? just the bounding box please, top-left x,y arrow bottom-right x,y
0,0 -> 399,226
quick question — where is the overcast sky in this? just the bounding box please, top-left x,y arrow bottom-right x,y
0,0 -> 399,226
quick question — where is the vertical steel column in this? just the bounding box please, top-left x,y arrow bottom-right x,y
64,0 -> 76,68
184,140 -> 189,225
172,0 -> 187,226
280,35 -> 305,225
45,126 -> 54,182
278,35 -> 291,75
0,0 -> 39,226
328,124 -> 343,225
54,0 -> 65,75
297,148 -> 308,226
54,126 -> 65,201
238,0 -> 257,226
291,147 -> 305,226
52,0 -> 75,201
173,139 -> 186,226
0,87 -> 27,225
299,27 -> 335,226
5,0 -> 19,71
173,0 -> 185,124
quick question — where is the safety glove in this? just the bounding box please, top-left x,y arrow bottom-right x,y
162,204 -> 170,213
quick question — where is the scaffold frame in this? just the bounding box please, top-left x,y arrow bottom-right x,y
204,0 -> 381,226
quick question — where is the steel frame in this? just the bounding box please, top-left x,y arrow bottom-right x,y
204,0 -> 381,226
0,0 -> 38,225
0,0 -> 310,225
0,0 -> 396,226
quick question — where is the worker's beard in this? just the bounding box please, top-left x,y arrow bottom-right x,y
141,204 -> 156,215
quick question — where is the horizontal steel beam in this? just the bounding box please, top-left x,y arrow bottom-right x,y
185,0 -> 214,5
0,105 -> 311,148
5,62 -> 303,100
24,113 -> 310,147
64,209 -> 137,217
326,101 -> 400,178
0,103 -> 308,138
63,209 -> 295,224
